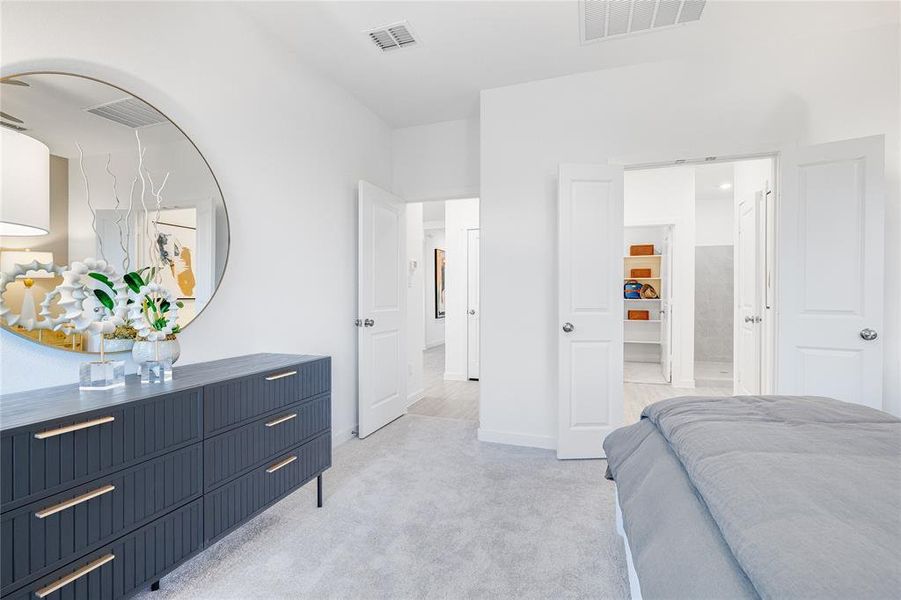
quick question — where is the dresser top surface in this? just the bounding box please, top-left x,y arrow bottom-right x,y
0,353 -> 326,432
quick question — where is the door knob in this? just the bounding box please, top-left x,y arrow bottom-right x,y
744,316 -> 753,323
363,318 -> 375,328
562,322 -> 574,333
860,328 -> 878,341
468,309 -> 476,315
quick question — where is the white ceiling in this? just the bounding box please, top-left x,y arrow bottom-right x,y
237,1 -> 896,128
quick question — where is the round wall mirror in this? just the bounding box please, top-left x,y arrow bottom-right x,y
0,72 -> 228,352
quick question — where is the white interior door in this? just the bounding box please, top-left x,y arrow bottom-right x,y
735,191 -> 763,395
467,228 -> 480,380
660,229 -> 673,383
358,181 -> 407,438
777,136 -> 884,408
557,164 -> 624,459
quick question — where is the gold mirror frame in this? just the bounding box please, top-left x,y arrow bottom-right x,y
0,71 -> 230,353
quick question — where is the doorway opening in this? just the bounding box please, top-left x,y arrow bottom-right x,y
622,157 -> 774,423
406,197 -> 480,422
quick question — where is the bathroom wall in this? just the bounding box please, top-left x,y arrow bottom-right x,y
694,246 -> 734,362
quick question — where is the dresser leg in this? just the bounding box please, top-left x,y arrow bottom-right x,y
317,473 -> 323,508
151,580 -> 160,592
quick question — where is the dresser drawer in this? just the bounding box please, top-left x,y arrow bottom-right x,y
203,358 -> 330,435
0,443 -> 202,596
204,432 -> 330,543
204,393 -> 330,491
1,390 -> 202,512
4,498 -> 203,600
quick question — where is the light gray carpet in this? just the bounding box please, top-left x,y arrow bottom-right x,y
133,415 -> 629,600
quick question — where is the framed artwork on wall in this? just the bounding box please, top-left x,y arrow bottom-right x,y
434,248 -> 446,319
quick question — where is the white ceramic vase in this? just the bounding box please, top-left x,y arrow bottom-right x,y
132,339 -> 181,365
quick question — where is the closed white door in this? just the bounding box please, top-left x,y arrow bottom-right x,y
467,228 -> 480,380
777,136 -> 884,408
660,229 -> 673,383
735,191 -> 763,395
357,181 -> 407,438
557,164 -> 624,459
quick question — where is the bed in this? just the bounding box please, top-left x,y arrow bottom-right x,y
604,395 -> 901,600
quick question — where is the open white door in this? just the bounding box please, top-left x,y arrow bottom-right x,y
777,136 -> 884,408
557,164 -> 624,459
735,191 -> 764,395
357,181 -> 407,438
659,229 -> 673,383
467,228 -> 480,380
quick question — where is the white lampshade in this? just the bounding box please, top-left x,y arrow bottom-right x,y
0,128 -> 50,236
0,250 -> 55,277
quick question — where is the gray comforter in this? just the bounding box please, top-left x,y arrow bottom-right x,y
604,395 -> 901,600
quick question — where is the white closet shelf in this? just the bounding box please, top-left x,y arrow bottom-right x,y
624,319 -> 661,323
623,255 -> 662,258
624,277 -> 661,280
623,298 -> 661,302
624,340 -> 662,345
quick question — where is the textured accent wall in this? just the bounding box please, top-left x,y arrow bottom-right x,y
695,245 -> 733,362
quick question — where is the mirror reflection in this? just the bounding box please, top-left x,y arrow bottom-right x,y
0,73 -> 228,352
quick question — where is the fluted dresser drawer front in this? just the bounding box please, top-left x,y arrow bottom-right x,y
5,498 -> 203,600
0,390 -> 202,512
202,358 -> 330,436
0,443 -> 202,596
204,393 -> 330,491
204,432 -> 331,543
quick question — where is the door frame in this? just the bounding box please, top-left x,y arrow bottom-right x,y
621,152 -> 778,393
466,226 -> 480,381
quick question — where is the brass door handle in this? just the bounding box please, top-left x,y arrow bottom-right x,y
35,484 -> 116,519
265,413 -> 297,428
266,455 -> 298,474
265,370 -> 297,381
34,416 -> 115,439
35,554 -> 115,598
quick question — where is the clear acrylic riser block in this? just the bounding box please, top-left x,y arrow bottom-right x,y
139,359 -> 173,384
79,360 -> 126,391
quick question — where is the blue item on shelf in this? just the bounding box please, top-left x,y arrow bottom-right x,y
624,280 -> 642,299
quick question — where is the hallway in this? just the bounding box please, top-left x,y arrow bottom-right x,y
408,345 -> 480,422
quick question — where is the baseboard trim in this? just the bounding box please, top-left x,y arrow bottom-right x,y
443,371 -> 467,381
331,426 -> 355,448
425,341 -> 445,350
407,388 -> 424,407
477,428 -> 556,450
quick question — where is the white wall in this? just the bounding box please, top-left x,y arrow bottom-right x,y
0,1 -> 393,446
406,203 -> 425,405
392,118 -> 479,202
624,168 -> 696,386
444,198 -> 479,381
481,9 -> 900,448
424,226 -> 446,348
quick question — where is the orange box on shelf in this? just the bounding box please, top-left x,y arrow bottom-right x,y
629,244 -> 654,256
627,310 -> 650,320
630,268 -> 652,278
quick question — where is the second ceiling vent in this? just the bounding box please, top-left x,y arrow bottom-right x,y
581,0 -> 706,43
366,21 -> 418,52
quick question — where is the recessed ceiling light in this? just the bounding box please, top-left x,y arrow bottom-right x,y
719,183 -> 732,190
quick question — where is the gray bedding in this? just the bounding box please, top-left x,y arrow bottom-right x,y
604,395 -> 901,600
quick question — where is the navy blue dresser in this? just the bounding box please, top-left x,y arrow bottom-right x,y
0,353 -> 331,599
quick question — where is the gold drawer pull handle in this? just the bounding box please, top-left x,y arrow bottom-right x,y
266,455 -> 297,474
265,413 -> 297,428
265,370 -> 297,381
35,553 -> 115,598
35,484 -> 116,519
34,416 -> 115,439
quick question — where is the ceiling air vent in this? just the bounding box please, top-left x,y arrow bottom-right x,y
366,21 -> 418,52
85,97 -> 167,129
581,0 -> 706,43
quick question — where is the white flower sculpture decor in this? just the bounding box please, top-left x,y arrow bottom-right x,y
0,260 -> 67,330
57,259 -> 129,334
127,282 -> 180,342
